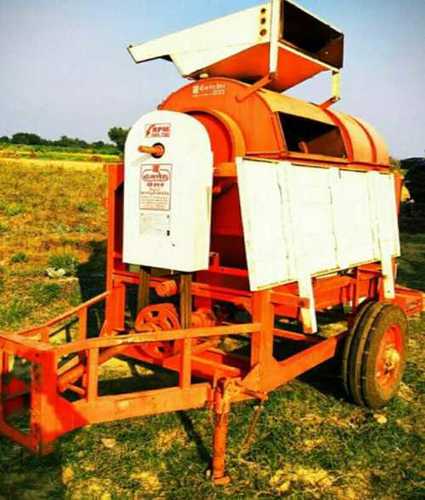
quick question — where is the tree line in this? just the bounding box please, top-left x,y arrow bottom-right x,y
0,127 -> 129,152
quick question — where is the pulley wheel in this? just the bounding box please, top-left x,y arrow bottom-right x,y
134,303 -> 180,360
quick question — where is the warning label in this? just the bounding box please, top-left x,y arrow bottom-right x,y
140,164 -> 172,212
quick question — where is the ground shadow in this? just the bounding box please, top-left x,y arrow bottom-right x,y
178,411 -> 211,466
76,239 -> 107,337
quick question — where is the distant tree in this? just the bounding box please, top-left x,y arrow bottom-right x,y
4,131 -> 119,152
404,157 -> 425,204
11,132 -> 45,145
389,156 -> 400,170
401,157 -> 425,171
108,127 -> 129,152
53,135 -> 70,147
53,135 -> 89,148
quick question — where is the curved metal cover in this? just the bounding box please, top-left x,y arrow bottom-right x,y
260,89 -> 335,125
123,111 -> 213,271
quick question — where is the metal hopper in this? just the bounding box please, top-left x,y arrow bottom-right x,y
128,0 -> 344,92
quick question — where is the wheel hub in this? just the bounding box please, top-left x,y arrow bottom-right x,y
383,346 -> 400,372
375,324 -> 403,392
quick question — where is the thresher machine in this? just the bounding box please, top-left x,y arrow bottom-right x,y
0,0 -> 423,484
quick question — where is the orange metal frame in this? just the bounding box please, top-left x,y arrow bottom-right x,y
0,77 -> 422,483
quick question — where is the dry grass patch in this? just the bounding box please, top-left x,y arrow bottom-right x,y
155,428 -> 187,452
0,159 -> 106,330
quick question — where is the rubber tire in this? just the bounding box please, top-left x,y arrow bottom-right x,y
361,305 -> 408,408
341,299 -> 375,400
343,303 -> 408,409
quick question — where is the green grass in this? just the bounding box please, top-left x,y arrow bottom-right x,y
0,299 -> 31,328
31,282 -> 62,305
0,157 -> 424,499
77,201 -> 98,213
398,229 -> 425,291
10,252 -> 28,264
3,202 -> 25,217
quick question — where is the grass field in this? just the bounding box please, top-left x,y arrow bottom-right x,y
0,144 -> 120,163
0,158 -> 424,499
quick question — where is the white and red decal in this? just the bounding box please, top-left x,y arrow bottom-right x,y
140,164 -> 172,212
145,123 -> 171,138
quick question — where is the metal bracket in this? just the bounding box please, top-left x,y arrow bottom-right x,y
320,71 -> 342,109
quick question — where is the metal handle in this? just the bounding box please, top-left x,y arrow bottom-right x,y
138,144 -> 165,157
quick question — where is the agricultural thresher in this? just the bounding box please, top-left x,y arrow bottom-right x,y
0,0 -> 422,484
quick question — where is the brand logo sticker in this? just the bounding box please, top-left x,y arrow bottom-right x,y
145,123 -> 171,138
192,83 -> 226,97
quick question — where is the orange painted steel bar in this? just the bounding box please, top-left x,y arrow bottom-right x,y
72,384 -> 211,425
54,322 -> 261,357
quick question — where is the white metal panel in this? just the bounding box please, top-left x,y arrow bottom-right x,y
237,159 -> 400,292
337,170 -> 378,264
237,161 -> 289,289
269,0 -> 282,74
371,171 -> 400,257
367,171 -> 400,298
123,110 -> 213,272
128,3 -> 270,76
284,165 -> 338,274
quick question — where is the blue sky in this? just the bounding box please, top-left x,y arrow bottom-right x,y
0,0 -> 424,158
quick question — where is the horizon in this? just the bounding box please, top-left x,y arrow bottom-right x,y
0,0 -> 424,159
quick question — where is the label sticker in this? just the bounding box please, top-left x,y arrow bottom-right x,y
140,164 -> 172,212
139,213 -> 170,236
145,123 -> 171,138
192,82 -> 226,97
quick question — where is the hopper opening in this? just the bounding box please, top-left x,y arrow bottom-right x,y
281,1 -> 344,69
279,113 -> 346,158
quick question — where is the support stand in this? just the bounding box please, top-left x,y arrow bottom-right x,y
212,379 -> 231,485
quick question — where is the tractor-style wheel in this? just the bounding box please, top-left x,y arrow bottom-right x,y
342,302 -> 408,409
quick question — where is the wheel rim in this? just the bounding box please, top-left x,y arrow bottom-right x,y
375,323 -> 404,395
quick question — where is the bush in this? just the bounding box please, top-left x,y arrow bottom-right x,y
11,132 -> 45,145
48,253 -> 79,276
10,252 -> 28,263
31,283 -> 62,305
